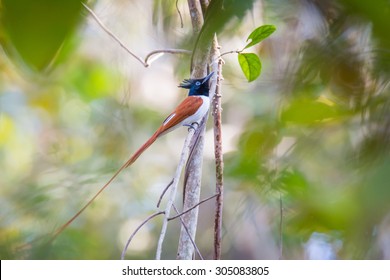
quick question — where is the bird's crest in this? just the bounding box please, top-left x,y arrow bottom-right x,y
179,78 -> 193,88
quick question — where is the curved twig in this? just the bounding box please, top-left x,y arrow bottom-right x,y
168,194 -> 218,221
175,0 -> 184,28
219,50 -> 241,57
157,179 -> 174,208
173,205 -> 203,260
82,3 -> 145,65
83,3 -> 191,67
144,49 -> 191,67
121,211 -> 165,260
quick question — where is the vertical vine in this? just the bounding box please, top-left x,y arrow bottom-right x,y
210,37 -> 224,259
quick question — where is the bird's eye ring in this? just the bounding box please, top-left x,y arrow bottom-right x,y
195,81 -> 201,86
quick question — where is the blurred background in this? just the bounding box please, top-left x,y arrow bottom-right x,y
0,0 -> 389,259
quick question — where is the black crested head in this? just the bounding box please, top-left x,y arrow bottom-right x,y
178,72 -> 214,96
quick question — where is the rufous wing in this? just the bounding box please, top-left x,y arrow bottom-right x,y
124,96 -> 203,168
158,96 -> 203,134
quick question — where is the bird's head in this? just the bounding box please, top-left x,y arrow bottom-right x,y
179,72 -> 214,96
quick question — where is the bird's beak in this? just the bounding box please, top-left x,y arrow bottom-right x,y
202,71 -> 214,84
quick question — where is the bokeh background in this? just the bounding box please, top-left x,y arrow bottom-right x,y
1,0 -> 389,259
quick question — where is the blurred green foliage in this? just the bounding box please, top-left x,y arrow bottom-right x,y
0,0 -> 390,260
225,0 -> 390,259
1,0 -> 83,71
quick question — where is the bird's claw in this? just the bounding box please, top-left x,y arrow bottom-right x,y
184,123 -> 199,131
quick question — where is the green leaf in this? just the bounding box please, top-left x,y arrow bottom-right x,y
244,25 -> 276,50
238,53 -> 262,82
1,0 -> 83,71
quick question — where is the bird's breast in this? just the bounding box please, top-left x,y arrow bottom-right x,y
183,96 -> 210,126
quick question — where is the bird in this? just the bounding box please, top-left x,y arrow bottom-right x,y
50,72 -> 214,241
123,71 -> 214,168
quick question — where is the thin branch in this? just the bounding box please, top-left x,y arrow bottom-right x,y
156,124 -> 198,260
144,49 -> 191,67
176,0 -> 184,28
169,194 -> 218,221
173,205 -> 203,260
210,37 -> 224,260
121,211 -> 165,260
83,3 -> 190,67
157,179 -> 174,208
220,50 -> 241,57
82,3 -> 145,65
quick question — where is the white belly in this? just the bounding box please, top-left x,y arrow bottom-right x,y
182,96 -> 210,126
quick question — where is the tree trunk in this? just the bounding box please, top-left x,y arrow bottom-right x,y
177,0 -> 210,260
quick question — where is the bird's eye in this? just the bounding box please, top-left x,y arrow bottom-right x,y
195,81 -> 201,86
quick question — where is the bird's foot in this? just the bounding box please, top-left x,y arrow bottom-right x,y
184,122 -> 199,131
